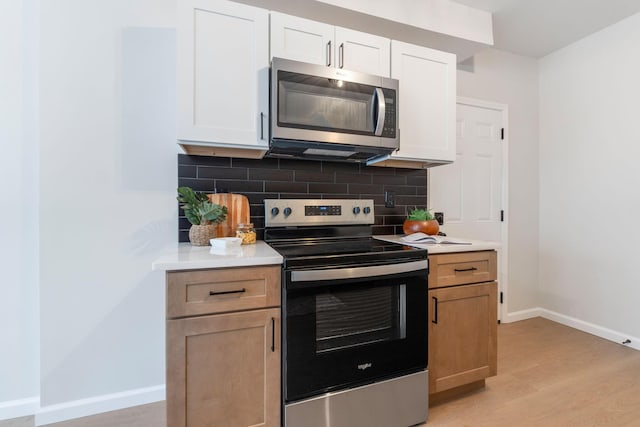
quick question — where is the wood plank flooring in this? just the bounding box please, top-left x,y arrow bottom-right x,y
425,317 -> 640,426
3,317 -> 640,426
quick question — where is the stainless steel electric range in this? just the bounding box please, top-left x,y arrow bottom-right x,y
264,199 -> 429,427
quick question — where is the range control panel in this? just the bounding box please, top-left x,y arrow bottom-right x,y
265,199 -> 375,227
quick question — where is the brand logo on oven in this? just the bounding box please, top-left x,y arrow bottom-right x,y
357,362 -> 373,371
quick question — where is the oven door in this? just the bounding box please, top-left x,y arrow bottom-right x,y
283,260 -> 428,403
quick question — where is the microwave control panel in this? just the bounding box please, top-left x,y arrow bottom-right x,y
381,88 -> 396,139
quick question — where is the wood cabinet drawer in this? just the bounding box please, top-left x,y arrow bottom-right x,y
167,265 -> 281,318
428,251 -> 497,289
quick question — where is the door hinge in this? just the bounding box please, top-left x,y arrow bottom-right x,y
500,210 -> 504,222
501,128 -> 504,140
500,291 -> 503,304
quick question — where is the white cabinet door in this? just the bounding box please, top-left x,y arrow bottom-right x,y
177,0 -> 269,152
335,27 -> 390,77
389,40 -> 456,164
270,12 -> 334,66
270,13 -> 390,77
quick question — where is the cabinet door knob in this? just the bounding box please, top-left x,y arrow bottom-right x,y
432,296 -> 438,324
271,317 -> 276,352
260,112 -> 265,140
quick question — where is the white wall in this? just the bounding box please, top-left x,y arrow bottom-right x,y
0,0 -> 39,419
457,49 -> 540,314
539,12 -> 640,341
36,0 -> 178,421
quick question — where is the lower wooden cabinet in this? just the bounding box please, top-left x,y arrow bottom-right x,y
167,308 -> 280,427
428,281 -> 497,394
427,250 -> 498,398
165,265 -> 281,427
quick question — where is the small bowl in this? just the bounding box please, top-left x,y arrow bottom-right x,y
210,237 -> 242,249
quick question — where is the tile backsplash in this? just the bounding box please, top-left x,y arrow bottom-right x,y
177,154 -> 427,242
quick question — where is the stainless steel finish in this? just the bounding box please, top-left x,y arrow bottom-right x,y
270,57 -> 399,153
285,370 -> 428,427
374,87 -> 386,136
291,259 -> 429,282
264,198 -> 375,227
339,43 -> 344,68
326,41 -> 332,66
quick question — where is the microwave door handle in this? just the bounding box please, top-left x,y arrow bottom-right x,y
373,87 -> 386,136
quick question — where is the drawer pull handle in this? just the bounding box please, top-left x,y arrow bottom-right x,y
209,288 -> 246,296
454,267 -> 478,273
432,296 -> 438,324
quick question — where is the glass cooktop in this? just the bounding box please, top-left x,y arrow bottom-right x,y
267,236 -> 427,270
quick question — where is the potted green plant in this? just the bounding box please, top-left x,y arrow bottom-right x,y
177,186 -> 228,246
403,207 -> 439,236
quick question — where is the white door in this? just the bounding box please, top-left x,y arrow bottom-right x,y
429,101 -> 504,241
429,100 -> 506,319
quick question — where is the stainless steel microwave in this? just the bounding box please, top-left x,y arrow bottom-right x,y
269,57 -> 399,163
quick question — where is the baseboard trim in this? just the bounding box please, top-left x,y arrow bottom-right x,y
538,308 -> 640,351
0,396 -> 39,421
503,307 -> 542,323
35,384 -> 165,426
504,307 -> 640,351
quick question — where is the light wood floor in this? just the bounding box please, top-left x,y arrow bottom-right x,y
3,317 -> 640,427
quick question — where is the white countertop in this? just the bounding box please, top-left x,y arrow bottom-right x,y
152,236 -> 500,271
374,235 -> 501,254
151,241 -> 283,271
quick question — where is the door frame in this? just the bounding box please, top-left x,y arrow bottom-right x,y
428,96 -> 509,322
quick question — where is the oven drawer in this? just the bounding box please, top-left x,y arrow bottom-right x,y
166,265 -> 281,318
428,251 -> 497,289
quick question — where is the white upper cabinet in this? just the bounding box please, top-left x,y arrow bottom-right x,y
335,27 -> 391,77
381,40 -> 456,167
270,13 -> 390,77
269,13 -> 334,67
177,0 -> 269,157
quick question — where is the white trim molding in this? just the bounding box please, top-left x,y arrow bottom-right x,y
503,309 -> 640,351
503,308 -> 542,324
35,384 -> 165,426
0,396 -> 39,421
538,309 -> 640,351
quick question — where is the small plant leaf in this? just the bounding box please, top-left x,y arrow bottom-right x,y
177,187 -> 228,226
407,208 -> 434,221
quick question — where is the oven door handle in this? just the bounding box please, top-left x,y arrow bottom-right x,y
290,259 -> 429,282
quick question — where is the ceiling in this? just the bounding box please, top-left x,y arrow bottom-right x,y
452,0 -> 640,57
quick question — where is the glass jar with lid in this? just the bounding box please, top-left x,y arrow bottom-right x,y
236,223 -> 256,245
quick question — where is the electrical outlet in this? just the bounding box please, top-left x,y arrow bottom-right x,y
384,191 -> 395,208
435,212 -> 444,225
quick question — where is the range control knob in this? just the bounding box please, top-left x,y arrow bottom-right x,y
353,207 -> 361,214
283,207 -> 292,217
271,207 -> 280,216
363,206 -> 371,214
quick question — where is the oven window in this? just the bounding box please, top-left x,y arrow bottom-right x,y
315,284 -> 406,353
